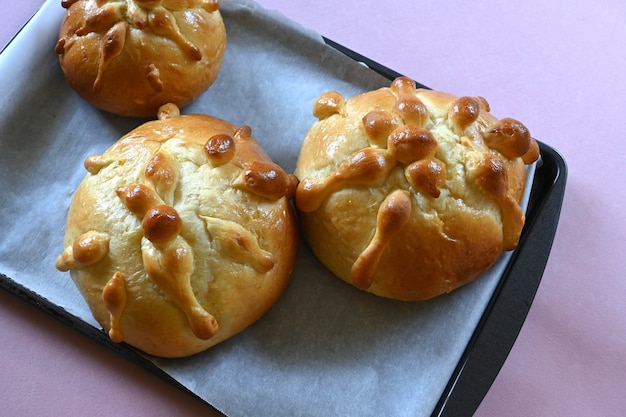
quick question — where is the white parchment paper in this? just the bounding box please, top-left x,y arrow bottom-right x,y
0,1 -> 534,416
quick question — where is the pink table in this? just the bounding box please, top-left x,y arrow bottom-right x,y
1,1 -> 624,416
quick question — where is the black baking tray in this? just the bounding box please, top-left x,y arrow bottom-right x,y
1,12 -> 567,417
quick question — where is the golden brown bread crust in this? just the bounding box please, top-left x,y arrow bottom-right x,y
294,77 -> 539,301
55,0 -> 226,118
56,104 -> 299,357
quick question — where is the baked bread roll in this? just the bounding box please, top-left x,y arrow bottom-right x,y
55,0 -> 227,118
55,104 -> 298,358
294,77 -> 539,301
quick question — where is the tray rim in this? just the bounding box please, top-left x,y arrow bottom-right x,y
0,4 -> 568,417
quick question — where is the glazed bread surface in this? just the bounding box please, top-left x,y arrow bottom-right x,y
294,77 -> 539,301
56,104 -> 298,357
55,0 -> 227,117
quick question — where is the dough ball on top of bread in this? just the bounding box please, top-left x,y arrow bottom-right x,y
294,77 -> 539,301
55,0 -> 227,118
56,104 -> 299,358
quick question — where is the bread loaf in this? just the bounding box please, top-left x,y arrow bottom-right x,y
55,0 -> 227,118
294,77 -> 539,301
56,104 -> 299,357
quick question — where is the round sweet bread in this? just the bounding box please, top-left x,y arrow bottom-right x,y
55,0 -> 227,118
294,77 -> 539,301
56,104 -> 298,357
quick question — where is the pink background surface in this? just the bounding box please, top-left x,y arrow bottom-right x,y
1,1 -> 625,416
